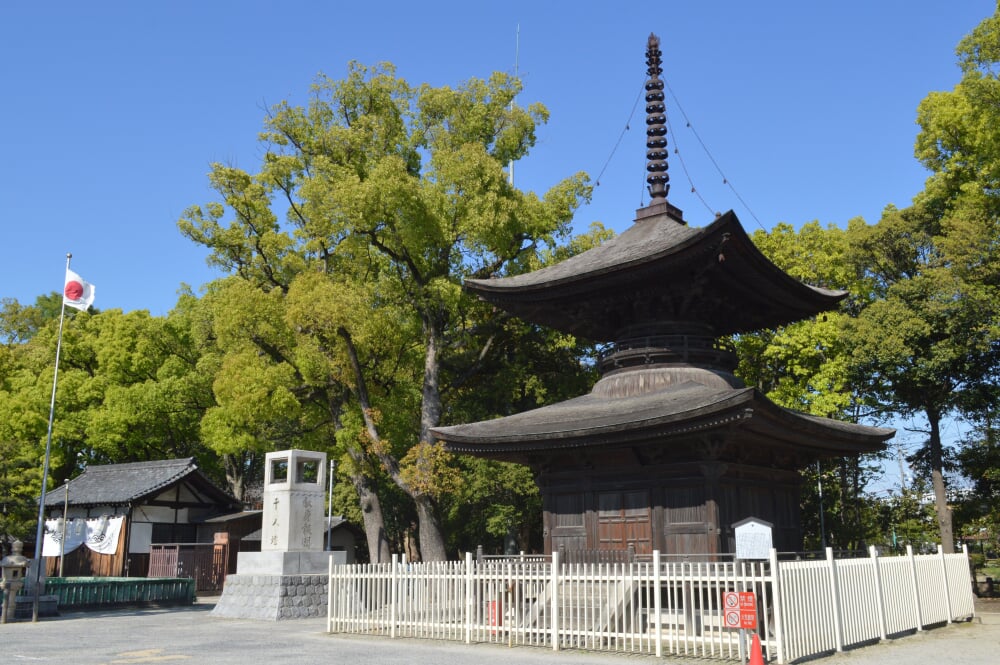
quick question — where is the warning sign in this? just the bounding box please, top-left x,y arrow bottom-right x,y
722,591 -> 740,628
722,591 -> 757,629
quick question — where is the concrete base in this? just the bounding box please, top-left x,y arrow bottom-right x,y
2,595 -> 59,620
210,574 -> 327,621
211,551 -> 346,621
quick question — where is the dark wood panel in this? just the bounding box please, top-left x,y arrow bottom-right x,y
597,490 -> 651,553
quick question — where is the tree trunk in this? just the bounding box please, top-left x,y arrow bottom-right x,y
419,315 -> 443,445
341,325 -> 450,561
222,452 -> 260,504
414,494 -> 448,561
927,408 -> 955,553
224,461 -> 244,503
329,386 -> 391,563
351,471 -> 391,563
402,317 -> 450,561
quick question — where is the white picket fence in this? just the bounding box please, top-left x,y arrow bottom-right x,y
326,544 -> 975,663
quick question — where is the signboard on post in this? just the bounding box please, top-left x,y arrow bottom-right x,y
733,517 -> 773,560
723,591 -> 757,630
739,591 -> 757,629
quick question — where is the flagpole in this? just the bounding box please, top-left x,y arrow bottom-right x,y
31,253 -> 72,622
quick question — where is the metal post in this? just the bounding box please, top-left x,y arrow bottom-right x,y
58,483 -> 68,577
325,459 -> 334,551
816,461 -> 827,549
31,253 -> 73,622
736,558 -> 746,664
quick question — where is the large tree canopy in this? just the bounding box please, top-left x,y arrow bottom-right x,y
735,220 -> 888,550
838,5 -> 1000,552
180,62 -> 590,560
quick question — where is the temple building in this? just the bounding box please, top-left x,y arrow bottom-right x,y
431,35 -> 893,556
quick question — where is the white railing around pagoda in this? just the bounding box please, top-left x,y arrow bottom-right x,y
326,545 -> 975,663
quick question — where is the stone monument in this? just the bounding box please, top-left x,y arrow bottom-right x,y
213,449 -> 335,620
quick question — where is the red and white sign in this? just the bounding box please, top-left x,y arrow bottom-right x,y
722,591 -> 757,629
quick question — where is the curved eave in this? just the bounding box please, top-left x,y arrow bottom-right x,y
432,383 -> 757,454
464,210 -> 846,339
432,385 -> 892,460
744,392 -> 894,455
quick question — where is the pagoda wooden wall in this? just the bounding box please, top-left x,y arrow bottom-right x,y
540,459 -> 803,557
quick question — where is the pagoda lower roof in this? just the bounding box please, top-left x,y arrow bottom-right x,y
431,380 -> 892,465
463,207 -> 846,340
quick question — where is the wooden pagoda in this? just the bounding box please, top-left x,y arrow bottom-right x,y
431,34 -> 892,556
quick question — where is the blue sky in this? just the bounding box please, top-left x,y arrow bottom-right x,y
1,1 -> 992,494
2,1 -> 994,317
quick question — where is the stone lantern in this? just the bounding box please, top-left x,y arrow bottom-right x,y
1,540 -> 29,623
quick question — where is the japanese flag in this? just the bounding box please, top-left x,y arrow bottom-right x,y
64,268 -> 96,311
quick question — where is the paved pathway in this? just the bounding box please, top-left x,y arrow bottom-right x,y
1,597 -> 998,664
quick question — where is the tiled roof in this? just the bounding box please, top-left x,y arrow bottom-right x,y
462,210 -> 847,340
433,380 -> 893,461
43,458 -> 236,508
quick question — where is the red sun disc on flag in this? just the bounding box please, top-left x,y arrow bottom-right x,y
65,281 -> 84,300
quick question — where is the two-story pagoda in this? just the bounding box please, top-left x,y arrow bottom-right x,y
431,35 -> 892,555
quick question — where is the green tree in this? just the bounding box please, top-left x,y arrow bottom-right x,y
956,413 -> 1000,541
0,295 -> 226,521
180,62 -> 590,560
0,438 -> 42,547
736,220 -> 888,550
846,202 -> 996,553
847,7 -> 1000,552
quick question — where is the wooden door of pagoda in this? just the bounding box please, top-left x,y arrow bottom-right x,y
597,490 -> 652,553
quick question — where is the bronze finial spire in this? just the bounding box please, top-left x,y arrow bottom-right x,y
644,33 -> 669,201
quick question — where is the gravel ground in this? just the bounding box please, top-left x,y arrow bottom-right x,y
814,597 -> 1000,665
1,596 -> 997,664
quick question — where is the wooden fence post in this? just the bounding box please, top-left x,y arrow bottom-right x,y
769,548 -> 786,664
465,552 -> 473,644
653,550 -> 662,658
550,550 -> 560,651
868,545 -> 888,641
390,553 -> 399,639
907,544 -> 924,631
825,547 -> 844,652
938,544 -> 953,624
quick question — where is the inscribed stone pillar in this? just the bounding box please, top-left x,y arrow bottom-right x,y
261,449 -> 326,552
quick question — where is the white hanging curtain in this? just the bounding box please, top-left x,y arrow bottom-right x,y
43,516 -> 124,556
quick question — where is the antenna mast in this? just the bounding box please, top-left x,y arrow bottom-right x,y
508,23 -> 520,186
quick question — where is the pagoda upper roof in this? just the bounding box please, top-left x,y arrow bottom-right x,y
464,205 -> 846,341
431,379 -> 892,466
